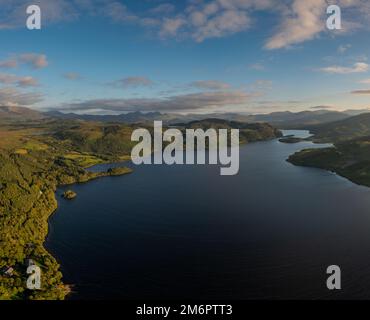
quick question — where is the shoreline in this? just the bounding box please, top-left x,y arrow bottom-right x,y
42,164 -> 133,299
40,131 -> 290,299
286,132 -> 370,189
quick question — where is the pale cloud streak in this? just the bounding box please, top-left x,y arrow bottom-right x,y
0,73 -> 39,87
0,58 -> 18,68
351,89 -> 370,95
19,53 -> 48,69
0,87 -> 43,106
0,53 -> 48,69
319,62 -> 369,74
111,77 -> 154,89
190,80 -> 231,90
58,90 -> 254,113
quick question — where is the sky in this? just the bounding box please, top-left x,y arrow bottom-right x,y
1,0 -> 370,115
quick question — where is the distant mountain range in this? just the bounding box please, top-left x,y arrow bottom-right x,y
2,106 -> 370,129
241,110 -> 350,128
45,109 -> 370,128
45,110 -> 182,124
0,106 -> 46,120
173,118 -> 282,144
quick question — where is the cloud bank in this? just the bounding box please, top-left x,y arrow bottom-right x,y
0,87 -> 43,106
0,73 -> 39,87
57,90 -> 253,113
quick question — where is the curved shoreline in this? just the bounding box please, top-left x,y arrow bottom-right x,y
43,131 -> 344,299
42,165 -> 133,299
42,133 -> 312,299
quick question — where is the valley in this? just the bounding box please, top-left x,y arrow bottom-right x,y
0,106 -> 282,299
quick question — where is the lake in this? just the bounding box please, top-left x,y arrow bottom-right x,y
45,130 -> 370,299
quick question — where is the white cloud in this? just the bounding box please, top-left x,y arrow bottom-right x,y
0,87 -> 43,106
0,0 -> 79,29
157,0 -> 273,42
0,73 -> 39,87
0,53 -> 48,70
2,0 -> 370,49
190,80 -> 231,90
265,0 -> 326,50
0,73 -> 18,85
17,76 -> 39,87
159,17 -> 187,38
265,0 -> 370,50
19,53 -> 48,69
319,62 -> 369,74
0,58 -> 18,68
192,9 -> 251,42
58,90 -> 254,113
101,1 -> 137,23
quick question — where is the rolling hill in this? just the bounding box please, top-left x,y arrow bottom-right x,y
45,109 -> 356,128
0,106 -> 46,121
307,112 -> 370,142
174,118 -> 282,144
289,112 -> 370,187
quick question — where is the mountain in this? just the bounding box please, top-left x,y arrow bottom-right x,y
0,106 -> 46,121
246,110 -> 351,128
45,109 -> 352,128
45,111 -> 171,123
0,107 -> 357,131
289,112 -> 370,188
174,118 -> 282,144
342,109 -> 370,116
307,112 -> 370,142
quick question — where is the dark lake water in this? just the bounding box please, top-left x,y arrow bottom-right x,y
45,130 -> 370,299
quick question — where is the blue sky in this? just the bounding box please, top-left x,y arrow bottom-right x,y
1,0 -> 370,114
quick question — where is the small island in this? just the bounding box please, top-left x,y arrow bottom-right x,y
62,190 -> 77,200
279,136 -> 304,144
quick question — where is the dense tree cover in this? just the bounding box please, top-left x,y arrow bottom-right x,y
289,136 -> 370,187
289,113 -> 370,187
0,119 -> 133,300
175,119 -> 282,144
307,112 -> 370,143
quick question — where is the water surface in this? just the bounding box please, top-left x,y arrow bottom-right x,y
46,130 -> 370,299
